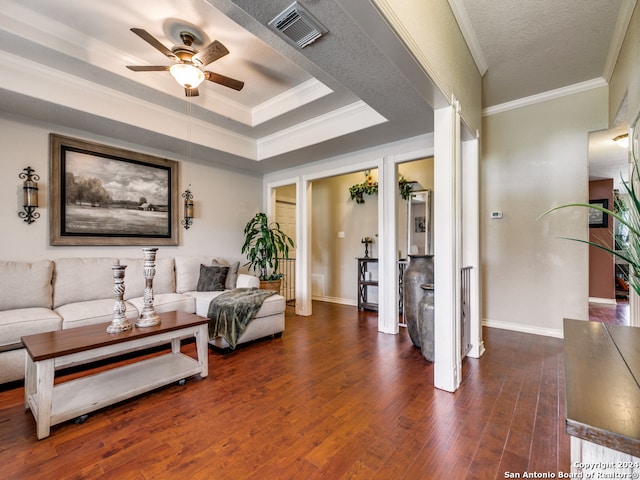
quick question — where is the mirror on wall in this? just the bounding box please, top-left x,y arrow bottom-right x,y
407,189 -> 433,256
396,157 -> 435,259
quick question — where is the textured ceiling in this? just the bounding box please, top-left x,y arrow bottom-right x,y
450,0 -> 634,188
0,0 -> 435,174
458,0 -> 625,108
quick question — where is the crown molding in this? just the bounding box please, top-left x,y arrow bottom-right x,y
482,78 -> 608,116
447,0 -> 488,76
602,0 -> 637,82
257,101 -> 387,160
251,79 -> 333,126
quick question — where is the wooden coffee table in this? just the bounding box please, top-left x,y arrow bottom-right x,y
22,311 -> 209,439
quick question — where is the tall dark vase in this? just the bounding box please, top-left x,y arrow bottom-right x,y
418,285 -> 435,361
403,255 -> 434,347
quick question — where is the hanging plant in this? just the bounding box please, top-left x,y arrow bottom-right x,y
348,171 -> 416,204
398,175 -> 413,201
348,170 -> 378,204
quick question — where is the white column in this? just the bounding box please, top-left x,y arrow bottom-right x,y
295,176 -> 313,316
433,103 -> 462,392
462,136 -> 485,358
378,155 -> 400,334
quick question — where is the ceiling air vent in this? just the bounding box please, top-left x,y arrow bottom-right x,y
269,2 -> 328,49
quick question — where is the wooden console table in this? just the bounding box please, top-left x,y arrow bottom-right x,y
22,311 -> 209,439
563,318 -> 640,474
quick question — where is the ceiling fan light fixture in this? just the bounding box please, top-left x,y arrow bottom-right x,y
169,63 -> 205,89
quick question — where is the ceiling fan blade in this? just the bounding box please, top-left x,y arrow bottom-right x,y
185,87 -> 199,97
130,28 -> 177,60
126,65 -> 170,72
204,71 -> 244,91
192,40 -> 229,67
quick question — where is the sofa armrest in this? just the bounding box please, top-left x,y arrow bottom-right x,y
236,274 -> 260,289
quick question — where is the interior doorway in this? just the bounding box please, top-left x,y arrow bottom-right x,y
587,127 -> 629,305
275,184 -> 297,305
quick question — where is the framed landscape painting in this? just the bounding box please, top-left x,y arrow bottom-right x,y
50,134 -> 179,246
588,198 -> 608,229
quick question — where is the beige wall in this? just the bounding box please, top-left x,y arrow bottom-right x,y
1,114 -> 262,265
373,0 -> 482,133
311,171 -> 378,303
481,86 -> 608,336
610,3 -> 640,126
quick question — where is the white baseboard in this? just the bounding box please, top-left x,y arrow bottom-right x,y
312,295 -> 358,307
588,297 -> 617,305
482,318 -> 564,339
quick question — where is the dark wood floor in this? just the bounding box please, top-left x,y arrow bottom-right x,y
0,300 -> 608,479
588,299 -> 629,325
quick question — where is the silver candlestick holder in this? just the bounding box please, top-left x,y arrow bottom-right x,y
107,265 -> 132,333
136,247 -> 161,327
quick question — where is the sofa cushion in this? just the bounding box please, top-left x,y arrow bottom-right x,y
197,265 -> 229,291
175,256 -> 214,293
0,349 -> 27,384
120,257 -> 176,299
0,260 -> 54,310
212,259 -> 240,289
57,299 -> 138,329
53,257 -> 118,309
189,291 -> 285,318
0,307 -> 62,346
237,274 -> 260,289
127,293 -> 195,315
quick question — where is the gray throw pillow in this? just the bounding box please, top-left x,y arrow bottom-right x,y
212,260 -> 240,289
196,265 -> 229,291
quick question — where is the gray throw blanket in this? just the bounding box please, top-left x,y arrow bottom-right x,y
207,288 -> 276,349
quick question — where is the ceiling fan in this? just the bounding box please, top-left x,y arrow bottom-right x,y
126,28 -> 244,97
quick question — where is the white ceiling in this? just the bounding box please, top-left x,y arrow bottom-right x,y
0,0 -> 634,178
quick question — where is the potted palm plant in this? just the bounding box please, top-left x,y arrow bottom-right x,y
241,212 -> 294,291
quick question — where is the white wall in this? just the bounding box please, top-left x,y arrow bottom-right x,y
1,113 -> 262,264
482,86 -> 609,337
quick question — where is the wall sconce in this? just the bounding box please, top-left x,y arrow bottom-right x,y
182,189 -> 194,229
19,166 -> 40,224
614,133 -> 629,149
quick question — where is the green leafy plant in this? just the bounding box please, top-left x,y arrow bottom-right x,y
348,170 -> 415,204
349,170 -> 378,204
241,213 -> 294,281
542,161 -> 640,295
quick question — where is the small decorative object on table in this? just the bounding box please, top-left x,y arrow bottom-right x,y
136,247 -> 161,327
361,236 -> 374,258
107,264 -> 132,333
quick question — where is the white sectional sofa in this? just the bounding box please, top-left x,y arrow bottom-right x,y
0,255 -> 286,384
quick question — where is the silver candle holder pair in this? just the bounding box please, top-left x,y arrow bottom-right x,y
106,247 -> 161,334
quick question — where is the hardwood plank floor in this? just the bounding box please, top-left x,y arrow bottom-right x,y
588,299 -> 629,325
0,302 -> 573,479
